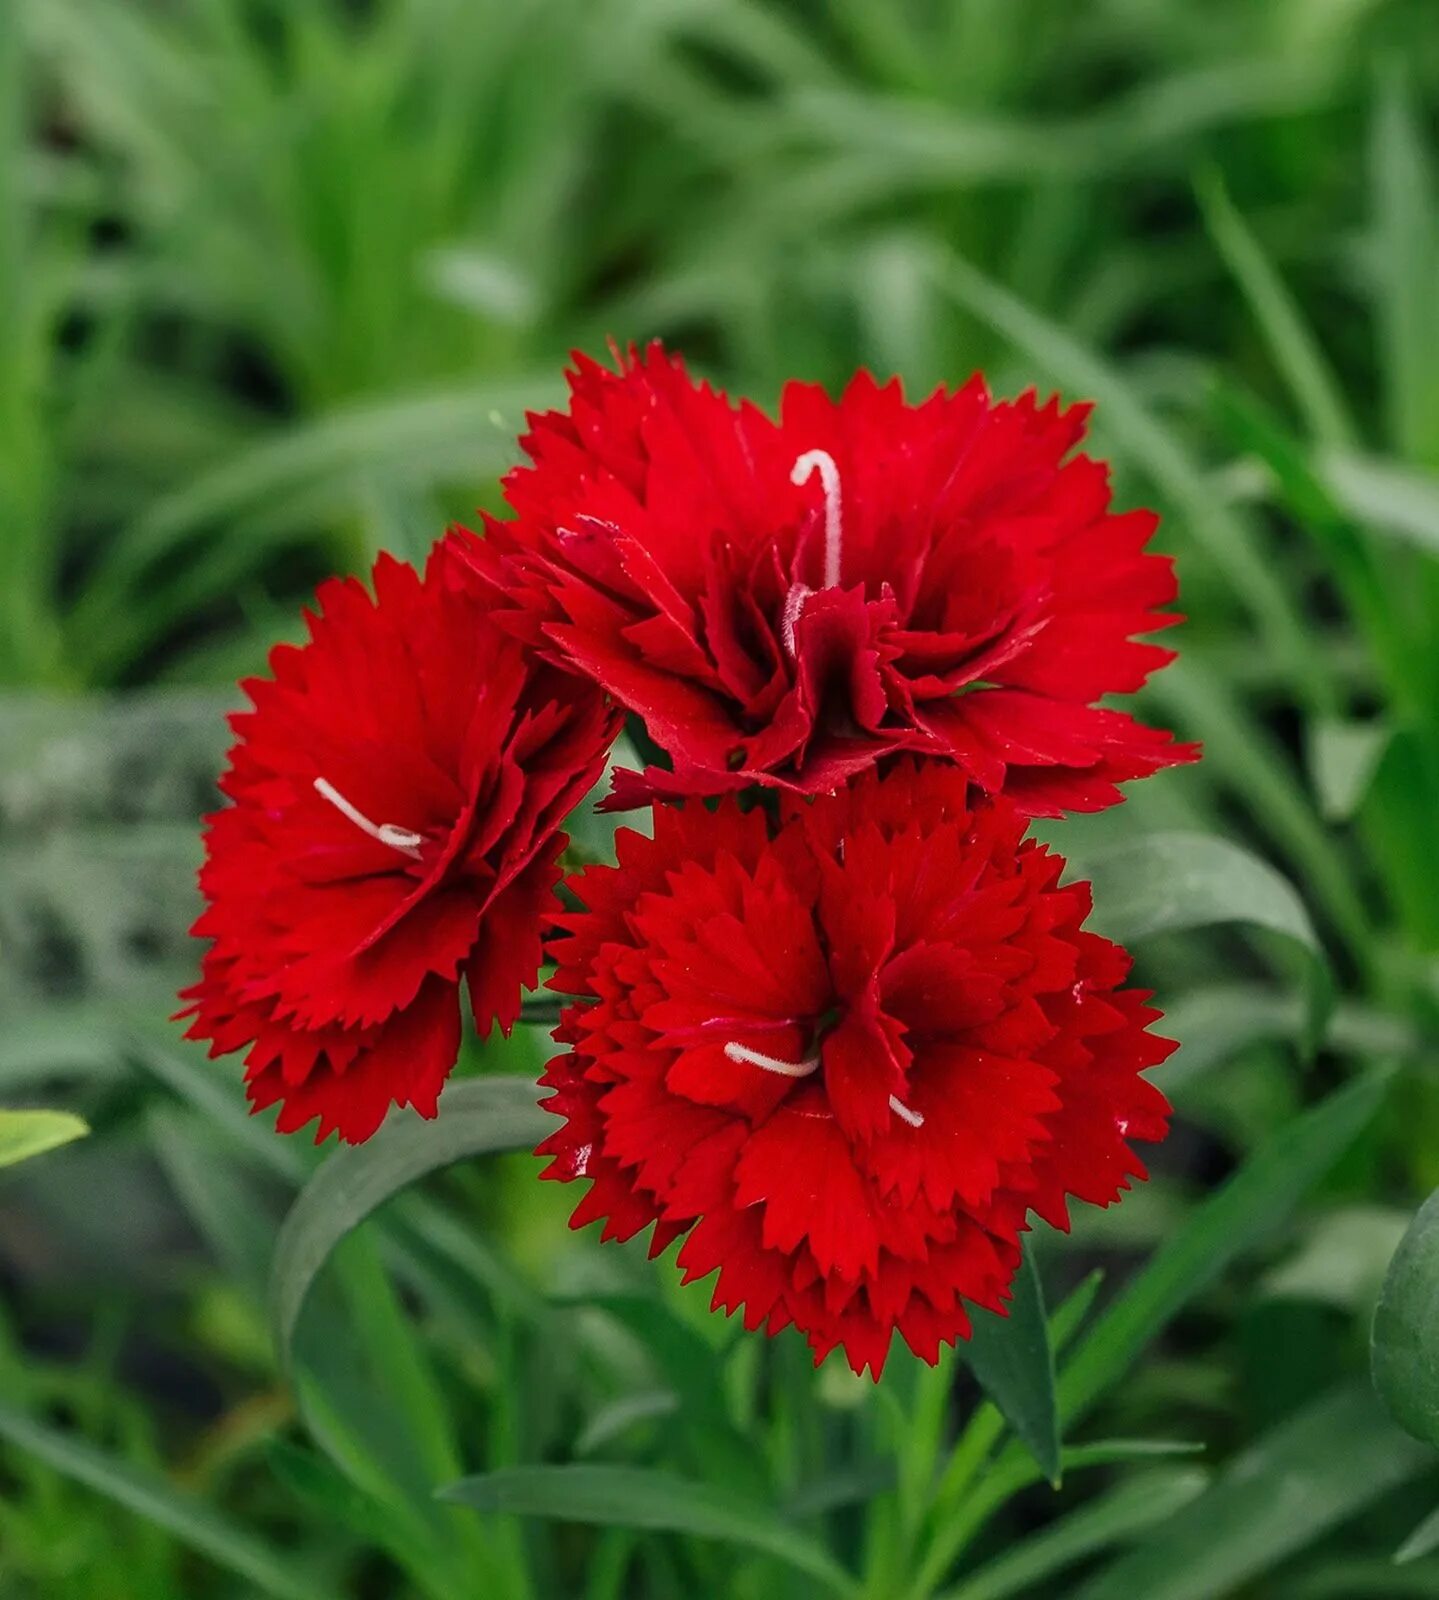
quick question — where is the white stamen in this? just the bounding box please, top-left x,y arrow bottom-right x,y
888,1094 -> 925,1129
723,1042 -> 821,1079
791,448 -> 843,591
312,777 -> 424,860
724,1039 -> 926,1128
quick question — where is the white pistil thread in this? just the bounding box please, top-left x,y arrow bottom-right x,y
723,1042 -> 820,1079
312,777 -> 424,860
791,448 -> 844,592
888,1095 -> 925,1129
724,1039 -> 926,1128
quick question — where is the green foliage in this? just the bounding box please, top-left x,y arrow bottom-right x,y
4,0 -> 1439,1596
0,1109 -> 88,1168
961,1248 -> 1060,1486
1373,1186 -> 1439,1449
441,1463 -> 860,1594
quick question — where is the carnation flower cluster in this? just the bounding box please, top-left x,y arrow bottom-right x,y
184,343 -> 1193,1373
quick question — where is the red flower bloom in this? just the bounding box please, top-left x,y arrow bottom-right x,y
452,343 -> 1196,816
179,548 -> 619,1143
539,762 -> 1172,1375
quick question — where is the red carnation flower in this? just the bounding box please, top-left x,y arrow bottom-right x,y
179,548 -> 619,1143
451,343 -> 1197,816
538,762 -> 1173,1375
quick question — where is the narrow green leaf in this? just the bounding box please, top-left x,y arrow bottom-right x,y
265,1439 -> 442,1588
1073,1386 -> 1430,1600
1071,830 -> 1331,1049
1159,984 -> 1297,1092
963,1245 -> 1060,1485
439,1464 -> 858,1596
1322,452 -> 1439,557
1161,983 -> 1421,1095
1372,1185 -> 1439,1448
1146,656 -> 1373,962
575,1391 -> 679,1457
1371,65 -> 1439,464
0,1403 -> 338,1600
1263,1205 -> 1410,1311
1061,1072 -> 1388,1429
1308,717 -> 1393,823
916,1440 -> 1205,1595
1196,167 -> 1353,448
1048,1269 -> 1104,1353
784,1459 -> 896,1519
580,1293 -> 758,1486
132,1039 -> 308,1185
270,1075 -> 548,1368
1053,1439 -> 1206,1468
942,1467 -> 1209,1600
148,1107 -> 281,1297
1074,830 -> 1317,949
0,1006 -> 129,1088
0,1107 -> 88,1168
1288,1558 -> 1439,1598
1396,1505 -> 1439,1565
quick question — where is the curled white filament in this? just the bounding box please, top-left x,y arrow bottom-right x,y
313,777 -> 424,860
790,448 -> 844,591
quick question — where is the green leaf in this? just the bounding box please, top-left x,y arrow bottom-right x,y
1072,1385 -> 1431,1600
1372,1185 -> 1439,1448
575,1391 -> 679,1457
1308,717 -> 1394,822
1161,984 -> 1421,1096
1048,1269 -> 1104,1354
1371,65 -> 1439,464
0,1402 -> 338,1600
1263,1204 -> 1410,1311
1061,1072 -> 1388,1430
0,1107 -> 88,1168
915,1439 -> 1206,1596
1321,452 -> 1439,557
148,1106 -> 278,1296
784,1459 -> 896,1520
1146,657 -> 1372,961
270,1075 -> 548,1369
265,1439 -> 443,1589
1286,1558 -> 1439,1598
1071,830 -> 1331,1049
942,1467 -> 1209,1600
439,1464 -> 858,1596
963,1245 -> 1060,1485
1396,1505 -> 1439,1565
1159,984 -> 1298,1093
0,1005 -> 130,1089
579,1294 -> 759,1486
1195,167 -> 1353,449
1073,830 -> 1318,948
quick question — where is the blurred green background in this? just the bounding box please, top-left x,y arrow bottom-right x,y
4,2 -> 1439,1597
